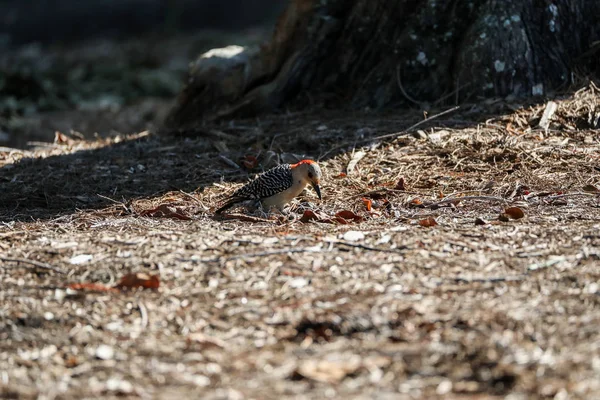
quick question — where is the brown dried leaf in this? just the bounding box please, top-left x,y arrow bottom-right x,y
54,131 -> 78,145
582,184 -> 599,193
115,273 -> 160,290
362,198 -> 372,211
335,210 -> 364,222
241,155 -> 258,170
504,207 -> 525,219
299,210 -> 336,224
300,210 -> 320,223
410,198 -> 423,207
334,216 -> 349,224
395,177 -> 406,191
419,217 -> 438,227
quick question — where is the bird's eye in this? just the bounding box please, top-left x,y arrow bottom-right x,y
308,172 -> 313,179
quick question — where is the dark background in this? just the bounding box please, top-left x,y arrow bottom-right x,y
0,0 -> 287,46
0,0 -> 287,147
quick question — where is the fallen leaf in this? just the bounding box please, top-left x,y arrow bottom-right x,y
241,155 -> 258,169
65,355 -> 80,368
140,204 -> 192,220
362,198 -> 372,211
504,207 -> 525,219
54,131 -> 78,145
583,184 -> 599,193
410,198 -> 423,207
300,210 -> 320,223
395,177 -> 406,191
115,273 -> 160,290
335,210 -> 363,222
335,172 -> 347,178
538,100 -> 558,130
346,150 -> 366,175
419,217 -> 438,227
299,210 -> 336,224
474,217 -> 488,226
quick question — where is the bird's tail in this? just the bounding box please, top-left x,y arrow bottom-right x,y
214,198 -> 242,214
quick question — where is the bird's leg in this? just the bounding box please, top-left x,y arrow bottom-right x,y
253,201 -> 271,219
273,204 -> 297,221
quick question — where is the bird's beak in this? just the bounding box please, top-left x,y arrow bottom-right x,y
312,182 -> 322,200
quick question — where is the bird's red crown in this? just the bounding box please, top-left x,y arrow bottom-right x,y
291,159 -> 317,168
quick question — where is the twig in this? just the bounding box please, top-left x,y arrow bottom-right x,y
138,302 -> 149,330
178,190 -> 204,205
318,106 -> 460,160
97,193 -> 133,214
350,188 -> 424,199
0,256 -> 66,274
218,155 -> 240,169
368,106 -> 461,142
426,195 -> 508,208
431,81 -> 472,107
449,275 -> 526,283
97,193 -> 125,205
193,247 -> 324,263
395,65 -> 426,107
329,240 -> 408,253
213,213 -> 274,223
544,192 -> 599,201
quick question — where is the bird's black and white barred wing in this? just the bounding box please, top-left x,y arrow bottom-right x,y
233,164 -> 294,200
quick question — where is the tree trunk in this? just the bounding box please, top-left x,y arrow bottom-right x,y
164,0 -> 600,131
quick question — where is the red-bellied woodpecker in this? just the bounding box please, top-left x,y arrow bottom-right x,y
215,159 -> 322,214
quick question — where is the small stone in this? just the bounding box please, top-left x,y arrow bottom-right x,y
95,345 -> 115,360
106,377 -> 133,393
343,231 -> 365,242
436,380 -> 453,395
70,254 -> 93,265
289,278 -> 309,288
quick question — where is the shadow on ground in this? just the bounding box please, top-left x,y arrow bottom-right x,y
1,87 -> 598,223
0,102 -> 500,222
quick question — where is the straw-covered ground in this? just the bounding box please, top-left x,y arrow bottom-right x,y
1,85 -> 600,399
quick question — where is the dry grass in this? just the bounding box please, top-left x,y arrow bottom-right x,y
1,86 -> 600,399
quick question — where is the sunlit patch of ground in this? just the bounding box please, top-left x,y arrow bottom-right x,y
1,88 -> 600,398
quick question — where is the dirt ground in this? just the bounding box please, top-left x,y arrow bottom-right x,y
1,83 -> 600,399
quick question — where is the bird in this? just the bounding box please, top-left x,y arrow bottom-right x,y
215,159 -> 322,214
